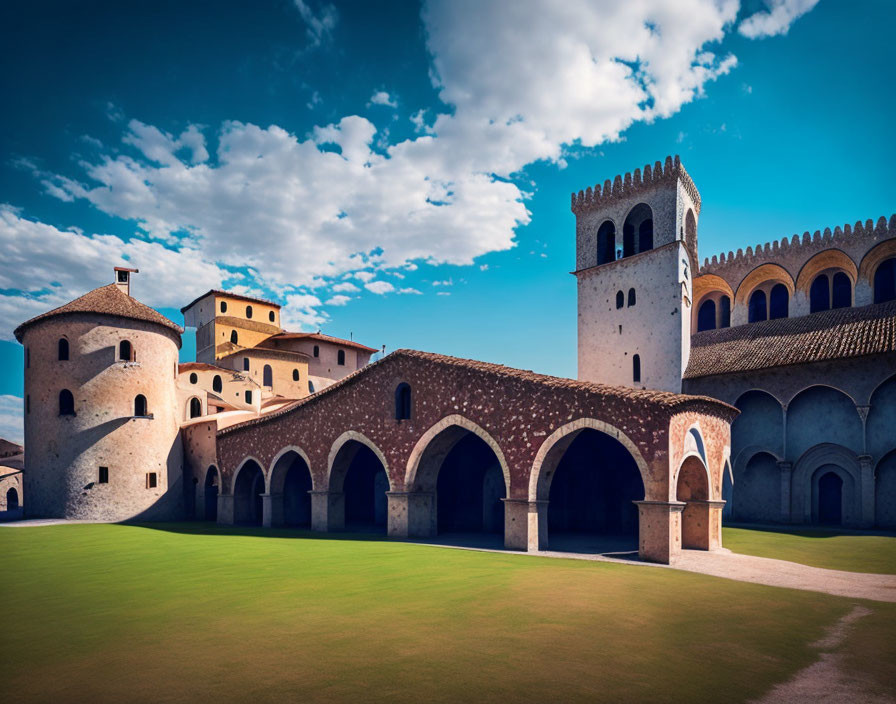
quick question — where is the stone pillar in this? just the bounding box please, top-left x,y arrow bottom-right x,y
500,499 -> 530,551
310,490 -> 344,532
217,493 -> 234,525
526,500 -> 550,552
635,500 -> 685,564
262,493 -> 284,528
681,499 -> 727,550
777,461 -> 792,523
859,455 -> 875,528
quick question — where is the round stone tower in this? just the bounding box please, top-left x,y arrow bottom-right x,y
14,268 -> 185,521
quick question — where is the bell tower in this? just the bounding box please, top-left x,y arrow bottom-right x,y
572,155 -> 701,393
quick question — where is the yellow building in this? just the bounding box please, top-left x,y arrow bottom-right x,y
181,290 -> 282,363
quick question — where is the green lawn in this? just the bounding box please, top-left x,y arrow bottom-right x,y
723,525 -> 896,574
1,523 -> 894,703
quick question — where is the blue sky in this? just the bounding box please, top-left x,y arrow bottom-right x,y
1,0 -> 893,441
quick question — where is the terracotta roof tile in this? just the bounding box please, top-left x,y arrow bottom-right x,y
14,284 -> 182,345
685,301 -> 896,379
180,289 -> 280,313
268,331 -> 378,353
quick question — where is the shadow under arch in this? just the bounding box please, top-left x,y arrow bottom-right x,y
327,431 -> 391,532
231,456 -> 265,525
791,443 -> 863,527
267,445 -> 314,528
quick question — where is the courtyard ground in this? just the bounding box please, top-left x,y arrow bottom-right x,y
1,523 -> 894,704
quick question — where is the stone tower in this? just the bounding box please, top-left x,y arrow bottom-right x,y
572,155 -> 701,393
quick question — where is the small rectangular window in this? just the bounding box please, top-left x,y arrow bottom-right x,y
98,467 -> 109,484
245,390 -> 253,404
146,472 -> 157,489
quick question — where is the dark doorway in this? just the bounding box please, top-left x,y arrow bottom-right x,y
436,433 -> 504,534
817,471 -> 843,525
270,451 -> 313,527
234,460 -> 264,525
340,443 -> 388,531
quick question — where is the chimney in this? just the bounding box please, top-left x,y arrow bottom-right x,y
114,267 -> 139,296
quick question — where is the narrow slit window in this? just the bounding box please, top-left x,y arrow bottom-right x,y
632,354 -> 641,383
146,472 -> 158,489
98,467 -> 109,484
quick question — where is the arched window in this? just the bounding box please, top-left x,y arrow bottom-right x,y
119,340 -> 132,361
697,299 -> 716,331
831,272 -> 851,309
313,345 -> 320,358
632,354 -> 641,383
243,357 -> 249,371
59,389 -> 75,416
596,220 -> 615,265
134,394 -> 147,417
220,301 -> 227,313
7,488 -> 18,511
245,390 -> 253,404
269,311 -> 275,322
810,274 -> 830,313
189,397 -> 202,418
292,369 -> 299,381
263,364 -> 273,387
308,380 -> 316,393
627,288 -> 636,307
189,372 -> 198,384
58,338 -> 69,361
748,290 -> 767,323
337,349 -> 346,366
212,375 -> 222,393
623,203 -> 653,258
246,305 -> 253,319
230,330 -> 238,345
874,258 -> 896,303
615,291 -> 624,309
769,283 -> 788,319
719,296 -> 731,328
395,383 -> 412,420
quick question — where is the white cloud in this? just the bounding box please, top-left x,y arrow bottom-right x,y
432,278 -> 453,287
0,395 -> 23,445
739,0 -> 819,39
353,271 -> 376,283
436,291 -> 451,296
325,294 -> 351,306
293,0 -> 338,46
479,264 -> 489,271
365,280 -> 395,295
369,91 -> 397,108
280,292 -> 326,329
397,287 -> 422,295
331,281 -> 360,293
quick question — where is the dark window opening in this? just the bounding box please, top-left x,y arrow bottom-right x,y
6,488 -> 19,511
269,311 -> 275,322
337,349 -> 346,366
245,390 -> 253,404
810,274 -> 830,313
748,290 -> 767,323
313,345 -> 320,358
246,305 -> 253,319
719,296 -> 731,328
134,394 -> 148,417
146,472 -> 158,489
292,369 -> 299,381
615,291 -> 624,309
117,270 -> 129,283
99,466 -> 109,484
243,357 -> 249,371
263,364 -> 273,387
873,258 -> 895,304
395,383 -> 412,420
119,340 -> 132,361
220,300 -> 227,313
817,472 -> 843,525
58,338 -> 69,361
622,224 -> 635,258
832,272 -> 851,309
189,372 -> 198,384
697,299 -> 716,331
230,330 -> 238,345
627,288 -> 636,307
622,203 -> 653,258
638,219 -> 653,253
308,380 -> 316,393
59,389 -> 75,416
632,354 -> 641,383
596,220 -> 616,265
212,375 -> 223,393
769,283 -> 789,320
189,398 -> 202,418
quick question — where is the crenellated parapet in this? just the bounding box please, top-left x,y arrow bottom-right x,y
700,214 -> 896,278
570,154 -> 701,216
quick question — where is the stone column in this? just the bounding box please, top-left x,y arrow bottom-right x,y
859,455 -> 875,528
217,493 -> 234,525
261,493 -> 284,528
525,500 -> 550,552
777,461 -> 792,523
634,500 -> 685,564
681,499 -> 727,550
500,498 -> 531,551
310,490 -> 344,532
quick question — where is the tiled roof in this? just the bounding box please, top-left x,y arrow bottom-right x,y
268,331 -> 378,353
14,284 -> 183,344
180,289 -> 280,313
0,438 -> 23,458
178,362 -> 227,373
685,301 -> 896,379
220,349 -> 735,436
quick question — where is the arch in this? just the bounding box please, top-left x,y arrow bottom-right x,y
684,209 -> 697,262
328,431 -> 393,493
188,397 -> 202,419
337,349 -> 346,366
58,337 -> 69,361
246,305 -> 253,319
134,394 -> 148,417
791,443 -> 862,526
230,455 -> 266,495
119,339 -> 132,361
59,389 -> 75,416
692,274 -> 735,307
212,375 -> 223,393
682,425 -> 708,469
6,487 -> 19,511
748,289 -> 767,323
395,382 -> 412,420
769,282 -> 789,319
615,291 -> 624,309
268,446 -> 314,527
734,263 -> 795,308
268,445 -> 315,491
868,373 -> 896,460
596,220 -> 616,265
873,258 -> 896,303
189,372 -> 198,384
203,465 -> 219,521
622,203 -> 653,258
230,330 -> 238,345
263,364 -> 273,387
787,385 -> 862,460
875,449 -> 896,529
231,457 -> 265,525
328,432 -> 390,531
859,239 -> 896,289
733,450 -> 781,523
676,454 -> 711,549
627,288 -> 636,307
697,299 -> 716,331
795,249 -> 858,297
732,389 -> 784,458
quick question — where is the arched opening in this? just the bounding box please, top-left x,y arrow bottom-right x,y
337,349 -> 346,366
539,428 -> 645,554
875,450 -> 896,529
269,311 -> 275,322
769,283 -> 788,319
212,375 -> 222,393
815,470 -> 843,526
596,220 -> 615,265
788,386 -> 862,460
189,397 -> 202,418
395,383 -> 411,420
719,296 -> 731,328
58,338 -> 69,361
204,466 -> 219,522
832,272 -> 851,309
874,258 -> 896,303
810,274 -> 830,313
632,354 -> 641,383
263,364 -> 273,387
867,374 -> 896,463
119,340 -> 132,361
676,456 -> 711,549
697,299 -> 716,331
233,460 -> 265,525
627,288 -> 636,307
59,389 -> 75,416
721,461 -> 733,521
734,452 -> 781,523
330,440 -> 388,532
230,330 -> 238,345
748,289 -> 767,322
6,487 -> 19,511
684,209 -> 697,261
269,451 -> 313,528
292,369 -> 299,381
622,203 -> 653,258
220,301 -> 227,313
134,394 -> 148,417
733,390 -> 784,457
189,372 -> 198,384
615,291 -> 624,309
246,305 -> 253,319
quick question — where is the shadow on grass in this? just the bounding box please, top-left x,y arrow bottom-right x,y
725,522 -> 896,540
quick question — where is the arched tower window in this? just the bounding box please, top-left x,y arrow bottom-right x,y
245,305 -> 253,319
831,272 -> 851,308
627,288 -> 636,307
719,296 -> 731,328
395,383 -> 412,420
189,397 -> 202,418
632,354 -> 641,383
615,291 -> 624,309
748,290 -> 767,323
59,389 -> 75,416
220,301 -> 227,313
874,258 -> 896,303
263,365 -> 273,387
313,345 -> 320,358
697,299 -> 716,331
622,203 -> 653,258
58,338 -> 69,361
212,375 -> 222,393
269,311 -> 275,322
292,369 -> 299,381
134,394 -> 148,417
810,274 -> 830,313
189,372 -> 198,384
337,350 -> 346,366
119,340 -> 132,361
596,220 -> 616,265
769,283 -> 789,320
230,330 -> 238,345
